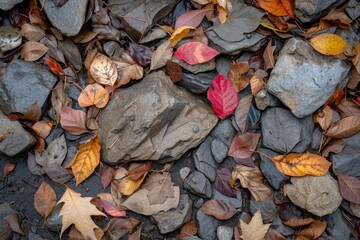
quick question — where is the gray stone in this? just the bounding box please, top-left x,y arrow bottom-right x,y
178,71 -> 217,94
212,190 -> 242,210
0,203 -> 16,226
217,226 -> 233,240
258,147 -> 289,190
271,216 -> 295,237
286,174 -> 342,217
63,146 -> 77,167
196,209 -> 219,240
336,29 -> 360,48
346,0 -> 360,20
183,237 -> 202,240
42,0 -> 89,36
184,171 -> 212,198
153,193 -> 192,234
45,203 -> 63,232
0,26 -> 22,52
211,139 -> 228,163
194,198 -> 204,208
140,28 -> 168,44
311,127 -> 323,150
323,210 -> 351,240
98,71 -> 218,164
295,0 -> 348,23
193,138 -> 217,182
0,0 -> 23,10
261,107 -> 314,154
250,197 -> 277,223
210,119 -> 237,148
330,132 -> 360,177
255,89 -> 280,110
179,167 -> 191,181
45,127 -> 64,146
216,57 -> 232,76
172,56 -> 216,74
0,111 -> 36,156
267,38 -> 351,118
0,60 -> 58,115
109,0 -> 179,41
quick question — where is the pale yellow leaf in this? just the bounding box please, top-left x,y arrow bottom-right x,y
170,26 -> 195,46
90,53 -> 118,86
150,40 -> 173,71
310,33 -> 350,56
240,209 -> 271,240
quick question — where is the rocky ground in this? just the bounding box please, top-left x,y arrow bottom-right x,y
0,0 -> 360,240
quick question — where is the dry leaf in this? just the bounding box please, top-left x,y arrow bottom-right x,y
325,115 -> 360,138
118,174 -> 147,196
51,82 -> 71,124
34,181 -> 57,218
67,136 -> 101,185
127,161 -> 153,181
240,209 -> 271,240
265,228 -> 286,240
35,134 -> 67,167
166,60 -> 182,82
295,220 -> 326,240
78,83 -> 109,108
321,139 -> 345,157
150,40 -> 173,71
57,187 -> 105,239
20,23 -> 45,41
315,106 -> 333,131
257,0 -> 294,18
32,121 -> 52,139
3,162 -> 16,176
90,53 -> 118,86
338,172 -> 360,204
200,199 -> 237,220
228,61 -> 249,92
60,106 -> 89,135
179,221 -> 198,239
310,33 -> 350,56
282,218 -> 314,227
228,133 -> 261,159
234,94 -> 252,133
271,153 -> 332,177
263,39 -> 276,70
111,53 -> 143,88
21,41 -> 48,61
170,26 -> 195,46
250,75 -> 265,95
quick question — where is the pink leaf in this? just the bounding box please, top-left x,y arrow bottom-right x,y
174,42 -> 219,65
60,106 -> 89,135
175,9 -> 212,29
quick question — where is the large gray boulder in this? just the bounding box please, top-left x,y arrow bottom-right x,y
0,60 -> 58,115
267,38 -> 350,118
98,71 -> 218,164
0,0 -> 23,10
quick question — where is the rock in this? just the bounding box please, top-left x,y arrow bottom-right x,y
286,174 -> 342,217
217,226 -> 233,240
109,0 -> 179,41
0,111 -> 36,156
103,41 -> 123,57
211,139 -> 228,163
255,89 -> 280,110
250,197 -> 277,223
295,0 -> 348,23
212,190 -> 242,210
177,71 -> 217,94
41,0 -> 89,36
330,132 -> 360,177
258,147 -> 289,190
63,146 -> 77,167
0,203 -> 16,226
336,29 -> 360,48
0,60 -> 58,115
271,216 -> 295,237
0,0 -> 23,10
98,71 -> 217,164
0,26 -> 22,52
267,38 -> 351,118
179,167 -> 191,181
153,193 -> 192,234
311,127 -> 323,150
45,203 -> 63,232
210,119 -> 237,148
140,28 -> 168,44
346,0 -> 360,20
216,57 -> 232,76
194,198 -> 204,208
45,127 -> 64,146
193,138 -> 217,182
184,171 -> 212,198
196,209 -> 219,240
261,107 -> 314,154
184,237 -> 202,240
323,210 -> 351,240
172,56 -> 216,74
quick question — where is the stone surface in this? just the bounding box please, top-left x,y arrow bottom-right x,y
267,38 -> 351,118
311,127 -> 323,150
0,26 -> 22,52
250,197 -> 277,223
286,174 -> 342,217
178,71 -> 217,94
42,0 -> 89,36
212,190 -> 242,210
0,0 -> 23,10
271,216 -> 295,237
193,137 -> 217,182
258,147 -> 289,190
323,210 -> 351,240
140,28 -> 168,44
211,139 -> 228,163
179,167 -> 191,181
172,56 -> 216,74
210,119 -> 237,148
109,0 -> 179,41
217,226 -> 233,240
196,209 -> 219,240
0,60 -> 58,115
330,132 -> 360,177
261,107 -> 314,154
295,0 -> 348,23
98,71 -> 218,164
0,111 -> 36,157
45,204 -> 63,232
346,0 -> 360,20
184,171 -> 212,198
0,203 -> 16,226
336,29 -> 360,48
216,57 -> 232,76
255,89 -> 280,110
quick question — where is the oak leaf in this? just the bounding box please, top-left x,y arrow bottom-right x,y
34,181 -> 57,218
78,83 -> 109,108
310,33 -> 350,56
240,209 -> 271,240
150,40 -> 173,71
174,41 -> 220,65
90,53 -> 118,86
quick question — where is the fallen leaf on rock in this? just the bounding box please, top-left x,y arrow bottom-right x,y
315,105 -> 333,131
3,162 -> 16,176
170,26 -> 195,46
111,53 -> 143,89
20,23 -> 45,41
250,75 -> 265,95
228,61 -> 249,92
90,53 -> 118,86
57,187 -> 105,239
34,181 -> 57,218
321,139 -> 345,157
146,172 -> 175,204
60,106 -> 89,135
338,172 -> 360,204
235,94 -> 253,133
257,0 -> 294,18
9,102 -> 42,122
240,209 -> 271,240
265,228 -> 286,240
207,74 -> 238,119
129,43 -> 153,67
35,134 -> 67,167
67,136 -> 101,185
270,153 -> 332,177
200,199 -> 237,220
175,9 -> 212,29
43,166 -> 73,183
295,220 -> 326,240
179,220 -> 198,239
78,83 -> 109,108
310,33 -> 350,56
263,39 -> 276,70
228,133 -> 261,159
231,165 -> 272,201
127,161 -> 153,181
166,60 -> 182,82
118,174 -> 147,196
282,218 -> 314,227
101,166 -> 115,189
21,41 -> 48,61
32,121 -> 52,139
214,168 -> 237,197
174,41 -> 220,64
325,114 -> 360,138
103,218 -> 141,240
150,40 -> 173,71
51,82 -> 72,124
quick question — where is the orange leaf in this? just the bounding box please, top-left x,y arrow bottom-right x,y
257,0 -> 294,18
34,181 -> 57,218
118,174 -> 147,196
78,83 -> 109,108
44,56 -> 64,75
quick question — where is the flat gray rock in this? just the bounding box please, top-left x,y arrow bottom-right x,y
250,196 -> 277,223
193,137 -> 217,182
172,56 -> 216,74
98,71 -> 217,164
217,226 -> 233,240
0,60 -> 58,115
210,119 -> 237,148
261,107 -> 314,154
184,171 -> 212,198
0,0 -> 23,10
211,139 -> 228,163
212,190 -> 242,210
196,209 -> 219,240
109,0 -> 179,41
0,26 -> 22,52
42,0 -> 89,36
255,89 -> 280,110
178,71 -> 216,94
323,210 -> 351,240
267,38 -> 351,118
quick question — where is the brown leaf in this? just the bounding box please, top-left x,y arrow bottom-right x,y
228,61 -> 249,92
3,214 -> 24,235
78,83 -> 109,108
315,106 -> 333,131
51,81 -> 72,124
101,166 -> 115,189
20,23 -> 45,41
325,115 -> 360,138
228,133 -> 261,159
265,228 -> 286,240
22,102 -> 42,121
240,209 -> 271,240
90,53 -> 118,86
111,53 -> 144,89
234,94 -> 252,133
250,75 -> 265,95
34,181 -> 57,218
337,98 -> 360,117
21,41 -> 48,61
295,220 -> 326,240
60,106 -> 89,135
321,139 -> 345,157
43,166 -> 73,183
338,172 -> 360,204
179,221 -> 198,239
263,39 -> 276,70
282,218 -> 314,227
128,229 -> 141,240
4,162 -> 16,176
127,161 -> 153,181
150,40 -> 173,71
200,199 -> 237,220
166,60 -> 182,82
103,218 -> 141,240
32,121 -> 52,139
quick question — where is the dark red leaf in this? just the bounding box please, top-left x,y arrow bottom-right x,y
338,172 -> 360,204
228,133 -> 261,159
248,50 -> 265,70
101,167 -> 115,189
207,74 -> 238,119
166,60 -> 182,83
4,162 -> 16,176
174,42 -> 219,65
129,43 -> 153,67
175,9 -> 212,29
44,56 -> 64,75
214,168 -> 237,197
127,162 -> 153,181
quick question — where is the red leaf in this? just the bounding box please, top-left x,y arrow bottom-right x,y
60,106 -> 89,135
101,167 -> 115,189
174,42 -> 219,65
127,162 -> 153,181
214,168 -> 237,197
4,162 -> 16,176
44,56 -> 64,75
228,133 -> 261,159
207,74 -> 238,119
175,9 -> 212,29
338,172 -> 360,204
102,201 -> 126,217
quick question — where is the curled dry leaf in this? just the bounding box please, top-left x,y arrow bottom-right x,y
282,217 -> 314,227
21,41 -> 48,61
228,133 -> 261,159
34,181 -> 57,218
338,172 -> 360,204
66,136 -> 101,185
250,75 -> 265,95
111,53 -> 143,89
78,83 -> 109,108
200,199 -> 237,220
295,220 -> 326,240
170,26 -> 195,46
325,114 -> 360,138
270,153 -> 332,177
315,105 -> 333,131
60,106 -> 88,135
310,33 -> 350,56
20,23 -> 45,41
150,40 -> 173,71
174,41 -> 220,64
32,121 -> 52,139
240,209 -> 271,240
321,139 -> 345,157
127,161 -> 153,181
44,56 -> 64,75
227,61 -> 249,92
263,39 -> 276,70
90,53 -> 118,86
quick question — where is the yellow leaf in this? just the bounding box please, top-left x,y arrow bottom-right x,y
57,187 -> 105,239
355,43 -> 360,55
117,174 -> 147,196
67,136 -> 101,185
78,83 -> 109,108
310,33 -> 350,56
90,53 -> 118,86
170,26 -> 195,46
271,153 -> 332,177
